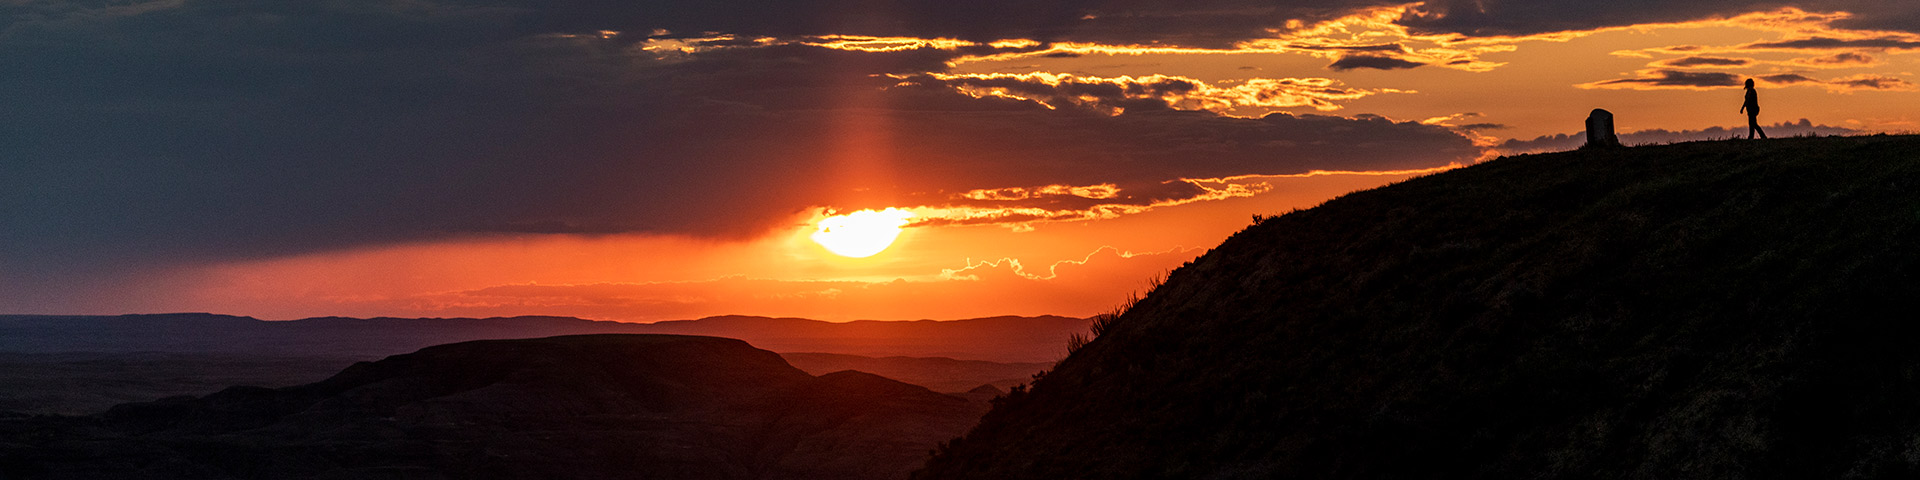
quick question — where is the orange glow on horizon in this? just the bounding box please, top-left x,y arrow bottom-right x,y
42,167 -> 1452,323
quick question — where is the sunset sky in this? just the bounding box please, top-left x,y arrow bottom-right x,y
5,0 -> 1919,321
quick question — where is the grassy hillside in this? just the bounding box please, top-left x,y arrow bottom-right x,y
918,135 -> 1920,479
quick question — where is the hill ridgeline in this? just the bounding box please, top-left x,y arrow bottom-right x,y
1,334 -> 985,480
918,135 -> 1920,479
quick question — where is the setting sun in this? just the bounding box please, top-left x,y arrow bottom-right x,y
811,208 -> 915,258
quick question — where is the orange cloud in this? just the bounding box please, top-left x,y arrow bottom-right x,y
1410,6 -> 1856,41
799,35 -> 990,52
940,245 -> 1200,281
959,183 -> 1121,201
627,34 -> 778,61
904,167 -> 1460,231
633,5 -> 1920,86
1252,5 -> 1513,72
893,72 -> 1394,113
908,179 -> 1273,231
928,6 -> 1915,78
940,6 -> 1512,72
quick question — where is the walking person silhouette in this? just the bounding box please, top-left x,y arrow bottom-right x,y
1740,78 -> 1766,139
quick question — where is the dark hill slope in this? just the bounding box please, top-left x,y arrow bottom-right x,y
918,135 -> 1920,479
0,335 -> 985,480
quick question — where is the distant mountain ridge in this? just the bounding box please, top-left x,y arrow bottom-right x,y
0,313 -> 1084,362
781,353 -> 1051,393
919,135 -> 1920,478
0,334 -> 986,480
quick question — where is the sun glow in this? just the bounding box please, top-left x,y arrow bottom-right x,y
811,208 -> 915,258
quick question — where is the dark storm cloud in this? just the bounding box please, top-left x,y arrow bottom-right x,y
1655,56 -> 1753,68
1396,1 -> 1920,37
1291,43 -> 1407,53
1755,72 -> 1913,90
1761,73 -> 1822,84
1326,55 -> 1425,71
1585,70 -> 1744,89
862,91 -> 1480,214
877,108 -> 1478,226
972,0 -> 1409,48
1746,37 -> 1920,50
1035,1 -> 1914,44
7,0 -> 1915,60
0,0 -> 1480,293
0,0 -> 1446,49
1828,75 -> 1917,90
1792,52 -> 1877,66
1395,0 -> 1766,36
1839,8 -> 1920,35
600,0 -> 1920,45
1454,123 -> 1510,130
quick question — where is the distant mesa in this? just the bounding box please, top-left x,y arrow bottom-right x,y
0,334 -> 986,480
0,314 -> 1070,416
958,384 -> 1008,403
0,313 -> 1087,363
781,352 -> 1050,393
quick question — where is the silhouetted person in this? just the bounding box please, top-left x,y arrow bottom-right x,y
1741,79 -> 1766,140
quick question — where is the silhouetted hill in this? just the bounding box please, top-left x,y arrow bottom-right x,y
641,315 -> 1084,362
0,334 -> 985,480
0,350 -> 1048,416
0,352 -> 355,415
0,313 -> 1083,362
781,353 -> 1050,393
918,135 -> 1920,479
0,314 -> 1077,415
0,350 -> 1053,416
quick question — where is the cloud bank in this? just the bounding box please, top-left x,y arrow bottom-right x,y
0,0 -> 1484,286
10,0 -> 1920,315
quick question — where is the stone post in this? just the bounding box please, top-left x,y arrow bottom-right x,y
1585,109 -> 1621,149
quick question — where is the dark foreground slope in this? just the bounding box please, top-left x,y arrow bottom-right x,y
0,335 -> 984,480
919,135 -> 1920,479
